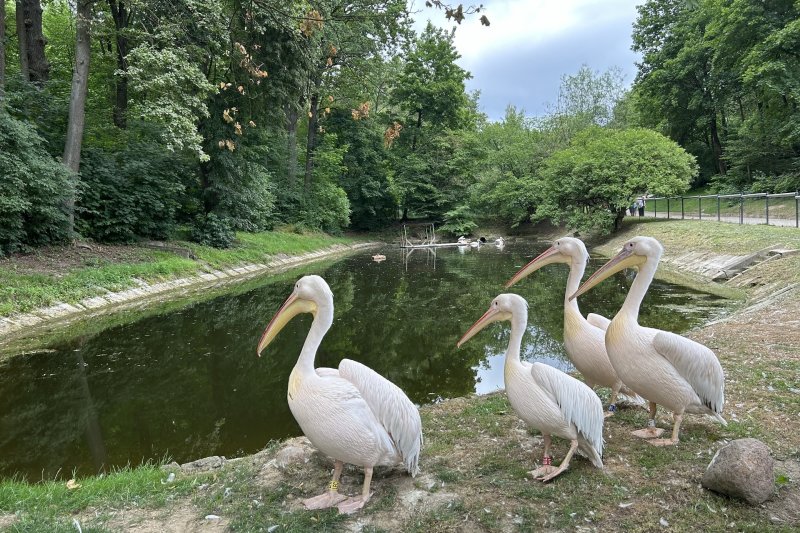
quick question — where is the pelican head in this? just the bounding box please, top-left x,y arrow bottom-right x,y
570,236 -> 663,301
256,275 -> 332,356
506,237 -> 589,288
457,293 -> 527,347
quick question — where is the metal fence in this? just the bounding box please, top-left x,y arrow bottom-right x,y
644,192 -> 800,228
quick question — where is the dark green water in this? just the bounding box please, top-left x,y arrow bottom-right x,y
0,241 -> 726,480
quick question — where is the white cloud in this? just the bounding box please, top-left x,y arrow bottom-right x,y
410,0 -> 643,119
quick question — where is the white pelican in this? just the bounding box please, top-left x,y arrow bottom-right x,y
257,275 -> 423,513
571,236 -> 726,446
458,294 -> 604,481
506,237 -> 642,416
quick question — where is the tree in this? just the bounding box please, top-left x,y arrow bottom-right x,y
62,0 -> 93,236
535,127 -> 697,234
389,22 -> 473,219
0,0 -> 5,99
15,0 -> 49,82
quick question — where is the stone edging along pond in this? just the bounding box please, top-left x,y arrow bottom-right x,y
0,242 -> 380,342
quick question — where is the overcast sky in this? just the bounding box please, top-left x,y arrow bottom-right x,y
410,0 -> 643,121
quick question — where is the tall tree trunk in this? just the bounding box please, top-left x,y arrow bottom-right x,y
108,0 -> 130,128
17,0 -> 48,83
62,0 -> 92,236
285,103 -> 299,185
304,73 -> 322,191
0,0 -> 6,99
15,1 -> 29,80
709,113 -> 726,175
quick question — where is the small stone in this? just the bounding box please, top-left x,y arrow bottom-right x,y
205,515 -> 221,520
659,518 -> 669,527
181,456 -> 226,473
267,526 -> 279,533
701,438 -> 774,504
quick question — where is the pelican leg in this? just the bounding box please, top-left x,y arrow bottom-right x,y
631,402 -> 665,439
337,466 -> 373,514
649,413 -> 682,447
537,439 -> 579,482
605,383 -> 621,418
529,434 -> 558,479
302,460 -> 348,510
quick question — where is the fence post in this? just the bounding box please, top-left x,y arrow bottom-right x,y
667,197 -> 670,219
739,194 -> 744,224
699,197 -> 702,220
765,194 -> 769,225
796,193 -> 799,228
681,197 -> 684,219
717,195 -> 721,222
654,198 -> 657,218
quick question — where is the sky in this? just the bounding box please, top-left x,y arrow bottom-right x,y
410,0 -> 643,121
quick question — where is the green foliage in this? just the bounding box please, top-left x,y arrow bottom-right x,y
298,181 -> 351,233
0,111 -> 74,254
325,110 -> 396,230
439,204 -> 477,235
76,134 -> 188,242
191,212 -> 235,248
536,127 -> 697,234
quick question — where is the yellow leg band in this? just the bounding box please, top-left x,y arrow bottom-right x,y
329,480 -> 339,492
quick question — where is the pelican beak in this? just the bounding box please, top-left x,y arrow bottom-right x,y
257,292 -> 316,356
570,246 -> 643,301
457,305 -> 503,348
505,245 -> 564,288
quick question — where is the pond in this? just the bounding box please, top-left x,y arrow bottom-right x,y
0,241 -> 727,480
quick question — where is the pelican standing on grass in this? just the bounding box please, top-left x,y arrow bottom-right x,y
257,275 -> 423,513
506,237 -> 643,415
458,294 -> 604,481
572,236 -> 726,446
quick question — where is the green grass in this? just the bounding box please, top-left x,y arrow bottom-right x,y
0,230 -> 356,317
610,219 -> 800,256
0,464 -> 202,531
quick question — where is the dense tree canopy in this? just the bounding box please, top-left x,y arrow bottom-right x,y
3,0 -> 793,255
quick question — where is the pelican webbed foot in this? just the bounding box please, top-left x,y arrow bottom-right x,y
303,490 -> 348,510
336,493 -> 372,514
647,438 -> 679,447
528,464 -> 558,479
631,427 -> 665,439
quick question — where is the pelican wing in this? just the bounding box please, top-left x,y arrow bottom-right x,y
338,359 -> 423,475
586,313 -> 611,331
530,362 -> 604,455
653,331 -> 725,414
315,367 -> 340,378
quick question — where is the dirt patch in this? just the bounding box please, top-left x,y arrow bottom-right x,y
0,514 -> 18,529
0,243 -> 153,276
82,504 -> 229,532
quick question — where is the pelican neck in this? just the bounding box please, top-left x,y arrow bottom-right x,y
618,256 -> 659,319
564,256 -> 587,313
505,308 -> 528,365
296,297 -> 334,376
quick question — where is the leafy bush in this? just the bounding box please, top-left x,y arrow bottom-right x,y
201,141 -> 276,232
76,135 -> 188,242
0,111 -> 74,254
298,181 -> 351,233
190,213 -> 235,248
439,204 -> 477,236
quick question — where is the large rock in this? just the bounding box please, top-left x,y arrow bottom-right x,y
702,438 -> 774,504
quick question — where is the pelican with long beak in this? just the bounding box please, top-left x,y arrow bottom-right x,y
458,294 -> 604,481
257,275 -> 423,513
571,236 -> 726,446
507,237 -> 643,416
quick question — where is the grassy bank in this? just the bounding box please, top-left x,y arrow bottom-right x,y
0,231 -> 352,317
1,220 -> 798,531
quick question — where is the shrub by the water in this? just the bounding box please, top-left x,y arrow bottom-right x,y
0,111 -> 74,254
191,213 -> 235,248
76,138 -> 188,243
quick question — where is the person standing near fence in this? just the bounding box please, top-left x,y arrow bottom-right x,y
637,197 -> 646,217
